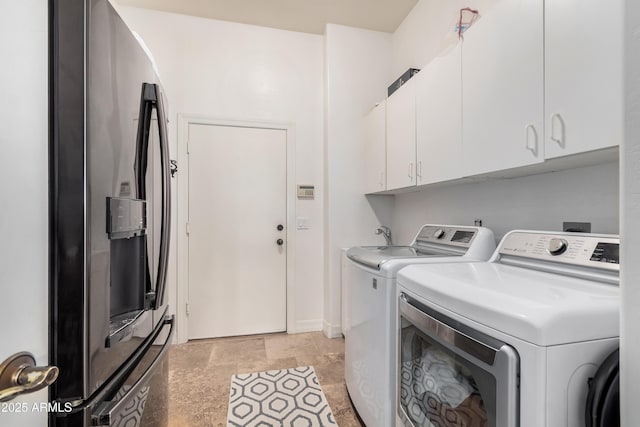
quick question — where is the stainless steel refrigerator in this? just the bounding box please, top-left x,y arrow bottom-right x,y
49,1 -> 173,425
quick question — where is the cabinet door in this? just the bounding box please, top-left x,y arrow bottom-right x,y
386,77 -> 417,190
545,0 -> 623,159
462,0 -> 544,176
363,100 -> 387,193
416,43 -> 462,185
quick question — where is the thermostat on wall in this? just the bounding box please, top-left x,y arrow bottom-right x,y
297,185 -> 315,199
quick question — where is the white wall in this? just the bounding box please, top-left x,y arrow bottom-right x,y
391,162 -> 619,244
621,0 -> 640,423
119,0 -> 624,345
118,7 -> 325,337
391,0 -> 461,77
0,1 -> 49,425
324,24 -> 393,336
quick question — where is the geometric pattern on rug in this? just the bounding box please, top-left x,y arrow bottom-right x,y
110,385 -> 150,427
227,366 -> 338,426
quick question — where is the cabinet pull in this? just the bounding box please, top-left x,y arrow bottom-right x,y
379,171 -> 384,188
551,113 -> 565,147
408,163 -> 413,180
417,161 -> 422,181
525,124 -> 538,156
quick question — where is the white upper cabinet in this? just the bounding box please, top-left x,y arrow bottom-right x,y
544,0 -> 623,159
416,43 -> 462,185
461,0 -> 544,176
365,0 -> 620,195
386,77 -> 417,190
363,100 -> 387,194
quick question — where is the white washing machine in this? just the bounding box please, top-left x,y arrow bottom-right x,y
396,230 -> 620,427
343,224 -> 496,427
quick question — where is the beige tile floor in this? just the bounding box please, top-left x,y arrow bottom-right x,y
167,331 -> 365,427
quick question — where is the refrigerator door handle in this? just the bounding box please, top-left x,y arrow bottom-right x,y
134,83 -> 155,200
153,83 -> 171,310
134,83 -> 171,310
135,83 -> 157,309
93,315 -> 174,426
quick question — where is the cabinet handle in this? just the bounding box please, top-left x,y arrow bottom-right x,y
417,161 -> 422,181
525,124 -> 538,156
408,163 -> 413,180
379,171 -> 384,188
551,113 -> 565,147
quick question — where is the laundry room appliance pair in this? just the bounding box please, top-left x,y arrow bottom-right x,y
397,230 -> 620,427
343,224 -> 497,427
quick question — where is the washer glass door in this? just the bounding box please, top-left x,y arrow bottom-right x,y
398,293 -> 519,427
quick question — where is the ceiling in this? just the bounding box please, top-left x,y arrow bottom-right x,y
116,0 -> 419,35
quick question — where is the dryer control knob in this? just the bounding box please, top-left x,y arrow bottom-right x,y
547,238 -> 568,255
433,229 -> 446,239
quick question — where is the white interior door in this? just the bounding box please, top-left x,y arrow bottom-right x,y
187,124 -> 287,339
0,1 -> 49,425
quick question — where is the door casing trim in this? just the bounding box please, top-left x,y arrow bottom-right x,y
176,114 -> 296,343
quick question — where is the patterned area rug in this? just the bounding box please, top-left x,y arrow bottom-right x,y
227,366 -> 338,426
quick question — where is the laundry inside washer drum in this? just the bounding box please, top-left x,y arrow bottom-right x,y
399,328 -> 489,427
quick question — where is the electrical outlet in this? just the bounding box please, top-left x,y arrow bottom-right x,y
563,222 -> 591,233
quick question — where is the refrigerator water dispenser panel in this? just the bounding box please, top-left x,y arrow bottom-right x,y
107,197 -> 147,239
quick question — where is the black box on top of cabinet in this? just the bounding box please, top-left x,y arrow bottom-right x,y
388,68 -> 420,97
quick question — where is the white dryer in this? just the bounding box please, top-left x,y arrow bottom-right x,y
396,230 -> 620,427
343,224 -> 496,427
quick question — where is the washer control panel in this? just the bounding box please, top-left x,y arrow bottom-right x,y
547,238 -> 568,255
499,231 -> 619,270
413,225 -> 477,248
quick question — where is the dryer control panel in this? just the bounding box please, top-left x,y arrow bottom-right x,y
498,231 -> 619,271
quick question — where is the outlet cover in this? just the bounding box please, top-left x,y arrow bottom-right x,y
563,222 -> 591,233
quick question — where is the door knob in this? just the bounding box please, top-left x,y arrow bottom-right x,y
277,224 -> 284,231
0,352 -> 59,402
276,239 -> 284,246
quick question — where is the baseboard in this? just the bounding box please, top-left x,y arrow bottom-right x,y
288,319 -> 323,334
322,320 -> 343,339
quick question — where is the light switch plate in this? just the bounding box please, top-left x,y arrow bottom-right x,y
296,217 -> 310,230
